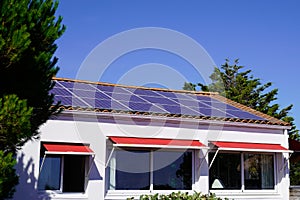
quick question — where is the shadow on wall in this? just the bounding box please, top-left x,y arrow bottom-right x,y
14,153 -> 50,200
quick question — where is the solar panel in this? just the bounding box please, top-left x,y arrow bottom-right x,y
51,80 -> 268,121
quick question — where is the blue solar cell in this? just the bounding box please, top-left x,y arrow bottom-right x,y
50,87 -> 72,96
227,110 -> 265,120
94,99 -> 128,110
130,95 -> 146,103
128,102 -> 165,113
178,99 -> 201,108
72,89 -> 96,98
179,107 -> 202,116
155,91 -> 178,98
160,105 -> 182,114
57,81 -> 74,88
224,104 -> 241,111
132,89 -> 161,97
112,95 -> 146,103
97,85 -> 115,92
72,83 -> 95,90
97,85 -> 129,94
95,99 -> 111,109
71,97 -> 90,107
95,92 -> 111,100
196,95 -> 216,101
197,107 -> 228,118
55,96 -> 73,106
128,102 -> 152,112
142,96 -> 176,105
169,93 -> 196,100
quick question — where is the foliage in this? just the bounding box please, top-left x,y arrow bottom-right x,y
183,59 -> 298,139
0,0 -> 65,150
0,151 -> 19,199
0,95 -> 33,153
0,0 -> 64,198
290,158 -> 300,185
127,191 -> 228,200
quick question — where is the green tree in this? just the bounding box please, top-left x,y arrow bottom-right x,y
0,151 -> 19,199
184,59 -> 298,139
0,0 -> 65,197
0,0 -> 65,149
0,95 -> 33,198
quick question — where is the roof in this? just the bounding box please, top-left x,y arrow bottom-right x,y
50,77 -> 289,126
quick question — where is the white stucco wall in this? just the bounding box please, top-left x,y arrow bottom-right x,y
14,112 -> 290,200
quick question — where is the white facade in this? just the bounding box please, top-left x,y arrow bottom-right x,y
14,110 -> 291,200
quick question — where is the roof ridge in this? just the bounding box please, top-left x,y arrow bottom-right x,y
52,77 -> 219,96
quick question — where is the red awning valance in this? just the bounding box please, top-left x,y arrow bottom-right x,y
43,143 -> 94,155
109,136 -> 206,149
212,141 -> 292,153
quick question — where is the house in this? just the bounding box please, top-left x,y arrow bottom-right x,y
14,77 -> 292,200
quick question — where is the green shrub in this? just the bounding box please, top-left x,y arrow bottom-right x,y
127,191 -> 228,200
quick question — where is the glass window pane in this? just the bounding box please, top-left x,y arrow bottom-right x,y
244,154 -> 274,190
153,151 -> 192,190
38,156 -> 61,190
209,153 -> 241,190
113,150 -> 150,190
63,155 -> 86,192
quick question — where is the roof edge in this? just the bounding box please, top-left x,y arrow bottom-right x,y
52,77 -> 218,96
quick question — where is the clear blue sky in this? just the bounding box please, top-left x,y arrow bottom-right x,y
55,0 -> 300,128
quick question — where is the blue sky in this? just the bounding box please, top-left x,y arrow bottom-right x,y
55,0 -> 300,128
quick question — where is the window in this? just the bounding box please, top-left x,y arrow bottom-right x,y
244,154 -> 274,189
107,149 -> 192,191
209,152 -> 274,190
38,143 -> 94,193
209,153 -> 241,189
38,155 -> 87,192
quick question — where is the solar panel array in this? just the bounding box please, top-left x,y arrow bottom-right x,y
51,80 -> 266,121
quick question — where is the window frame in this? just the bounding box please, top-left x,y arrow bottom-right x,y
209,151 -> 277,194
38,151 -> 91,193
106,147 -> 195,192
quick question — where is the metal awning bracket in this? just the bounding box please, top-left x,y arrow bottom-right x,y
105,147 -> 115,168
209,149 -> 220,169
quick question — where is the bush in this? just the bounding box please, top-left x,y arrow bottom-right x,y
127,191 -> 228,200
290,161 -> 300,185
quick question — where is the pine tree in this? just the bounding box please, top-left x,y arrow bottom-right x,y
184,59 -> 298,139
0,0 -> 65,150
0,0 -> 65,197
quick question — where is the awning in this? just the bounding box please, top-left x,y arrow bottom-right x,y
212,141 -> 292,153
109,136 -> 206,149
42,143 -> 95,155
